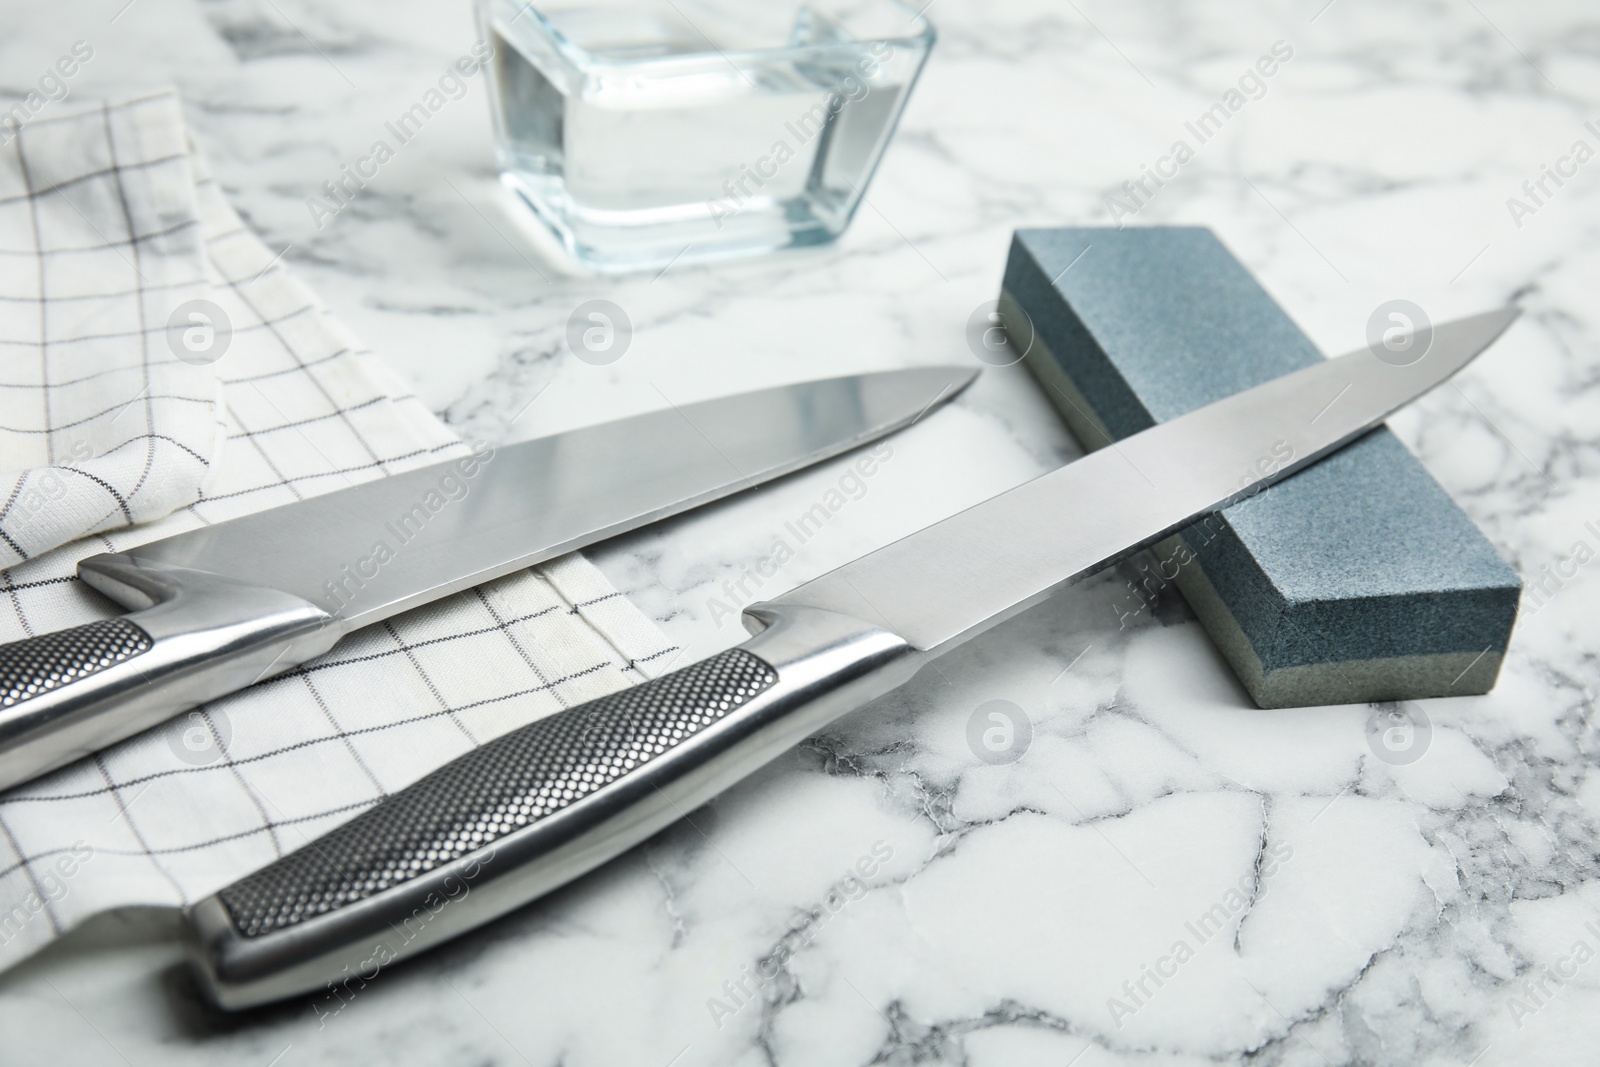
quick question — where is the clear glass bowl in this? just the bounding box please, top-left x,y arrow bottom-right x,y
476,0 -> 935,272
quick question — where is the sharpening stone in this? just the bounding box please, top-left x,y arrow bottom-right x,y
1001,226 -> 1520,708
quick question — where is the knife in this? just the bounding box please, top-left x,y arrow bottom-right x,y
0,366 -> 977,793
185,307 -> 1517,1008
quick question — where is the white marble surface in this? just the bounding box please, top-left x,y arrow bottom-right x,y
2,0 -> 1598,1064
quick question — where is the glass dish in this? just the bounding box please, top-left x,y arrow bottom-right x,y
476,0 -> 935,272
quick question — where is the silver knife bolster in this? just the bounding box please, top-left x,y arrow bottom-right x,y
0,555 -> 338,793
183,603 -> 919,1010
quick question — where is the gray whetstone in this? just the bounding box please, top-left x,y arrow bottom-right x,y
1001,226 -> 1520,708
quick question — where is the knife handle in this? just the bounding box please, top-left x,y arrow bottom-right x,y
183,603 -> 918,1010
0,555 -> 336,792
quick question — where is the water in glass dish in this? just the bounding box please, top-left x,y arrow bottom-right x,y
479,0 -> 931,271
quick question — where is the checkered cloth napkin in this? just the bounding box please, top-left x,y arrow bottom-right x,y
0,91 -> 678,970
0,93 -> 223,566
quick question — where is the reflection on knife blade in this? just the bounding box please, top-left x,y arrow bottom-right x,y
0,366 -> 977,794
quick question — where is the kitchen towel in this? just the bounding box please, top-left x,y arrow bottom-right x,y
0,93 -> 223,567
0,91 -> 679,971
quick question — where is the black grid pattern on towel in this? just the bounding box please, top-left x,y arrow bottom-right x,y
0,93 -> 678,963
0,92 -> 219,570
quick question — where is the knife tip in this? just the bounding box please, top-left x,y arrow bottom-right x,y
1428,305 -> 1521,375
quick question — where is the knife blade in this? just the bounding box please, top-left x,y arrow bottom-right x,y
184,308 -> 1518,1008
0,366 -> 977,793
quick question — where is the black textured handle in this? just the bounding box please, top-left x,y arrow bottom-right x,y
0,618 -> 153,710
218,648 -> 779,937
0,560 -> 335,794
